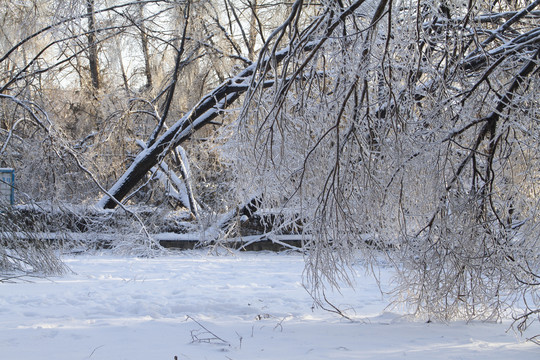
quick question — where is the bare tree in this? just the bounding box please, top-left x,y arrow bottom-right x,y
86,0 -> 100,90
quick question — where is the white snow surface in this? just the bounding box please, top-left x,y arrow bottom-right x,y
1,251 -> 538,360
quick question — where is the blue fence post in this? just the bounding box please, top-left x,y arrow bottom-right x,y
0,168 -> 15,205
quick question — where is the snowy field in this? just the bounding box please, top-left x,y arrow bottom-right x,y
1,251 -> 538,360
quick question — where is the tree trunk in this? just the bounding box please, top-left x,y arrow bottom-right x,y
86,0 -> 100,90
138,0 -> 153,89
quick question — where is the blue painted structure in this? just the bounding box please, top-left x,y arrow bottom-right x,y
0,168 -> 15,204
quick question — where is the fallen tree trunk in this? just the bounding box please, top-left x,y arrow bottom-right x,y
97,87 -> 243,209
96,44 -> 299,209
95,1 -> 384,209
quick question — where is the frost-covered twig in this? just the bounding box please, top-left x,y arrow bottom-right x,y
186,315 -> 230,345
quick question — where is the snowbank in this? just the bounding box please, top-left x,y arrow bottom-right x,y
0,251 -> 538,359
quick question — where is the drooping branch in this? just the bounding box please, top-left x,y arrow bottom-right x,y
417,46 -> 540,236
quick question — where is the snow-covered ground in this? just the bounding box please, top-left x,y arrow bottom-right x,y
1,251 -> 538,360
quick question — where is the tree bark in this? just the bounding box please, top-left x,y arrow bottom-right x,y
137,0 -> 153,89
86,0 -> 100,90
